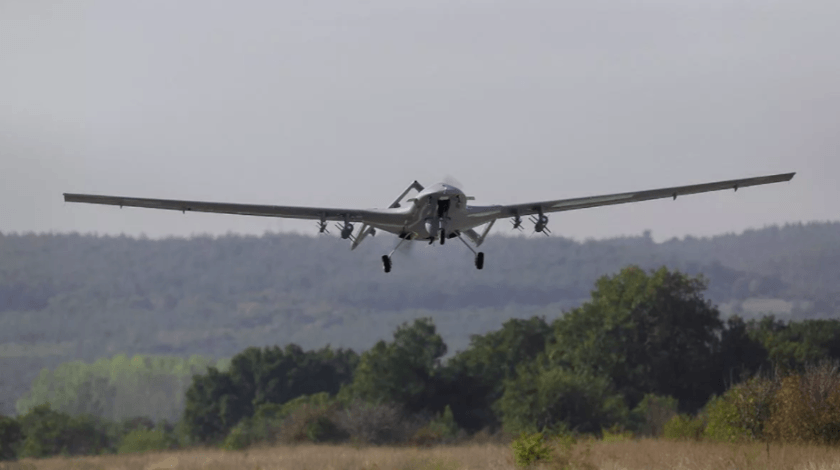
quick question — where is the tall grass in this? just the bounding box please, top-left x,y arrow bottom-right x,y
5,439 -> 840,470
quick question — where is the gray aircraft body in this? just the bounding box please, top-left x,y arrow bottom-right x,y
64,172 -> 795,272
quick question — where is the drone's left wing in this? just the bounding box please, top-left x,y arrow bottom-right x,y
468,172 -> 795,220
63,193 -> 405,226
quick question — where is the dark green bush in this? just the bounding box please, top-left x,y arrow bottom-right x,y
0,416 -> 23,460
18,404 -> 111,458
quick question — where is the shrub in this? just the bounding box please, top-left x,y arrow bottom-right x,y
497,365 -> 628,435
277,392 -> 333,417
336,400 -> 417,445
0,416 -> 23,461
118,427 -> 173,454
703,395 -> 748,442
222,419 -> 254,450
663,414 -> 704,441
277,404 -> 346,444
601,424 -> 633,442
412,406 -> 460,446
764,363 -> 840,445
630,394 -> 677,437
511,432 -> 552,467
715,374 -> 778,442
18,404 -> 111,458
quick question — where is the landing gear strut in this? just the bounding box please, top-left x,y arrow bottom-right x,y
457,233 -> 485,270
382,236 -> 409,273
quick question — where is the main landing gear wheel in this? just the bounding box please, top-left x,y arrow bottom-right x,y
382,255 -> 392,273
475,252 -> 485,270
440,230 -> 445,245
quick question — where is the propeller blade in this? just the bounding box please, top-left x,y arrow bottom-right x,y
442,174 -> 465,190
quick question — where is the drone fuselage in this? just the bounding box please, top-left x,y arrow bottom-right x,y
365,182 -> 496,242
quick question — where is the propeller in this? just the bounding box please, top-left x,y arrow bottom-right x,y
442,174 -> 465,190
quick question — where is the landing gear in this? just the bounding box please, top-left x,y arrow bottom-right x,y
440,230 -> 446,245
382,236 -> 409,273
456,233 -> 485,270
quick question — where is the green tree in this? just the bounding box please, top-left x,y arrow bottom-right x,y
718,316 -> 769,386
749,317 -> 840,370
0,415 -> 23,460
182,345 -> 356,443
349,318 -> 446,413
443,316 -> 551,430
547,266 -> 723,411
17,404 -> 111,458
496,359 -> 627,434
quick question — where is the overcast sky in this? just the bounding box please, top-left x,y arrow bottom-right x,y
1,0 -> 837,242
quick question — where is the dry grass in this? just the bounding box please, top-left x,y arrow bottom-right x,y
2,439 -> 840,470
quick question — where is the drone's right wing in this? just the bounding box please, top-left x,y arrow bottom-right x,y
63,193 -> 407,227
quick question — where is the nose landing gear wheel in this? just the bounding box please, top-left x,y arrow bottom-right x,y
475,252 -> 484,270
382,255 -> 392,273
440,230 -> 445,245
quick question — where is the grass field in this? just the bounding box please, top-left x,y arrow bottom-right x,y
3,439 -> 840,470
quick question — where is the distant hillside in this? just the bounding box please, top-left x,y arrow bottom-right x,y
1,221 -> 839,415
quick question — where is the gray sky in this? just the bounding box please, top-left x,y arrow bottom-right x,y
1,0 -> 837,242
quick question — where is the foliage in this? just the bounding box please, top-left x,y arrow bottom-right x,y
705,374 -> 778,442
629,394 -> 678,437
15,354 -> 220,423
443,316 -> 551,431
117,427 -> 174,454
748,317 -> 840,371
511,432 -> 552,467
718,316 -> 769,385
349,318 -> 446,414
764,363 -> 840,445
497,361 -> 627,435
0,415 -> 23,461
182,345 -> 356,443
3,223 -> 840,416
276,403 -> 346,444
601,424 -> 633,442
334,400 -> 415,445
663,414 -> 704,441
181,367 -> 244,444
17,404 -> 112,458
702,396 -> 747,442
412,405 -> 460,446
222,419 -> 253,451
547,266 -> 724,412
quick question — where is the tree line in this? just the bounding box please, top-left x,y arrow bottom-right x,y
2,222 -> 839,416
5,265 -> 840,459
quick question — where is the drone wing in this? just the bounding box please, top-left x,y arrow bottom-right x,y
62,193 -> 405,226
468,172 -> 795,220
